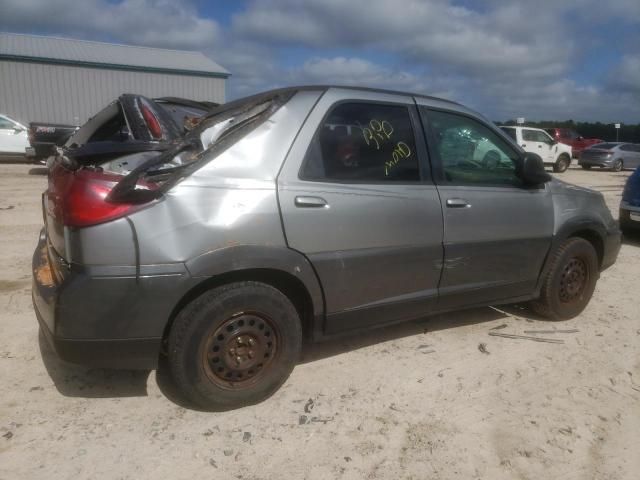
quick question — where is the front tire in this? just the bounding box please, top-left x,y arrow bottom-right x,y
553,154 -> 571,173
167,281 -> 302,410
530,238 -> 599,320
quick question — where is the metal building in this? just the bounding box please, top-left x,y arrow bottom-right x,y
0,32 -> 229,125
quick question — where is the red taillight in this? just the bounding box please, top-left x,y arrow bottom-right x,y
141,104 -> 162,140
48,166 -> 156,228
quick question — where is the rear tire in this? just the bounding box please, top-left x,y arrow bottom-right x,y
530,238 -> 599,320
611,159 -> 623,172
553,154 -> 571,173
167,281 -> 302,410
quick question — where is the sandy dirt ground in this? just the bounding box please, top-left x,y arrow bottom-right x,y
0,163 -> 638,480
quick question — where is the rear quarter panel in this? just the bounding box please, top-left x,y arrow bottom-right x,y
127,90 -> 323,266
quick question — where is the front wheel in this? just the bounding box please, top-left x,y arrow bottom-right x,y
553,154 -> 571,173
530,238 -> 599,320
167,281 -> 302,410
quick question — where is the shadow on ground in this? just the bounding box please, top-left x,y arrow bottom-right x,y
39,330 -> 151,398
622,231 -> 640,247
39,304 -> 545,408
28,167 -> 48,175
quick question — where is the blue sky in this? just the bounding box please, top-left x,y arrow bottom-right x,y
1,0 -> 639,122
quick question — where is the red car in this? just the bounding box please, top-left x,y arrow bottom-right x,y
545,128 -> 603,158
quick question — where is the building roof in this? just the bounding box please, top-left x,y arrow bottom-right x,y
0,32 -> 229,78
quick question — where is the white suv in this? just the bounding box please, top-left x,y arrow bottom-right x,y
500,126 -> 573,173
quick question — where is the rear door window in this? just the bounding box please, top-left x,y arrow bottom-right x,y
301,102 -> 420,182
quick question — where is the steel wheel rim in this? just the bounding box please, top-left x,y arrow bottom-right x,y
202,312 -> 278,390
559,256 -> 589,303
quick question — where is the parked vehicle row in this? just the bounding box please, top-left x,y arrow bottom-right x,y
32,86 -> 621,409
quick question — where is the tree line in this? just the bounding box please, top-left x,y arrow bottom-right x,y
499,120 -> 640,142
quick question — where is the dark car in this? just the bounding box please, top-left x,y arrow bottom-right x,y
620,167 -> 640,234
26,122 -> 78,162
33,86 -> 621,410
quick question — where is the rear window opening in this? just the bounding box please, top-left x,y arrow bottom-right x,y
49,89 -> 297,225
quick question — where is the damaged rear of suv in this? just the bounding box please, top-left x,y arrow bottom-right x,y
33,86 -> 621,410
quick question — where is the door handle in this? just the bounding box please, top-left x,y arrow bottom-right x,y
294,196 -> 328,208
521,144 -> 527,147
538,145 -> 542,148
446,198 -> 471,208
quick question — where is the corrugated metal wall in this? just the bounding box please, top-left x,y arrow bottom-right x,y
0,60 -> 226,125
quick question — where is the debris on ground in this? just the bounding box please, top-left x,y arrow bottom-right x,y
304,398 -> 314,413
490,324 -> 508,330
488,332 -> 564,344
523,329 -> 579,334
478,343 -> 490,355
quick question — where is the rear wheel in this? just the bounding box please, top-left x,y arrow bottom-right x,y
167,281 -> 302,410
553,154 -> 571,173
611,159 -> 623,172
530,238 -> 599,320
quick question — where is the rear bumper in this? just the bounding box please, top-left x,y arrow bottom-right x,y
579,157 -> 613,168
601,227 -> 622,271
34,297 -> 161,369
32,230 -> 194,369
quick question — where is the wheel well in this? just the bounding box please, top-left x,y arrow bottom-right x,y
162,269 -> 316,347
570,229 -> 604,267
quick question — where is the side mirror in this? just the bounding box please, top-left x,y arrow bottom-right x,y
13,126 -> 24,133
521,153 -> 552,185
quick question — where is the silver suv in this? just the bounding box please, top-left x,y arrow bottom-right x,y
33,86 -> 621,409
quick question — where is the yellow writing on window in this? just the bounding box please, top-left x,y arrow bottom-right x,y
385,142 -> 412,176
362,119 -> 394,149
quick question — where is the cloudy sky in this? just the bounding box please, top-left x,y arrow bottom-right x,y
1,0 -> 639,122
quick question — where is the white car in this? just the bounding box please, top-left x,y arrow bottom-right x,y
0,114 -> 29,159
500,126 -> 573,173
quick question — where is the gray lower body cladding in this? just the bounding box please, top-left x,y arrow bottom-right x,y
32,231 -> 199,369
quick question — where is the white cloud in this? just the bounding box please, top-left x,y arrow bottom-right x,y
0,0 -> 220,50
1,0 -> 639,121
